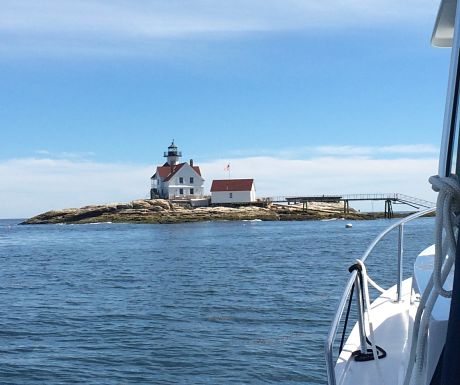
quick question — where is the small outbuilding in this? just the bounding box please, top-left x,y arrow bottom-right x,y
210,179 -> 256,204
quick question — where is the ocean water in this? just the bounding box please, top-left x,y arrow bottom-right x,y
0,217 -> 435,384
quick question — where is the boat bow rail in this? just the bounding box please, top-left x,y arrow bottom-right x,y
324,207 -> 436,385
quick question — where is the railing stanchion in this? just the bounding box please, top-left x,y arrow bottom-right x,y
355,277 -> 368,353
397,223 -> 404,302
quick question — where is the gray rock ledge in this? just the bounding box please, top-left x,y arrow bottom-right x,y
22,199 -> 376,225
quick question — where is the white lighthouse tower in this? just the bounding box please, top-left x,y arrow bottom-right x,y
164,140 -> 182,166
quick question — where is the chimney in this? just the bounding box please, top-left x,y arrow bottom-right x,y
190,159 -> 194,167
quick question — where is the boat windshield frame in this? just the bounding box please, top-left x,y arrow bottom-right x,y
440,0 -> 460,176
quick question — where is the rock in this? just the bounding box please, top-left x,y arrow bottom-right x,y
131,200 -> 152,209
21,198 -> 382,225
148,199 -> 171,210
116,203 -> 133,209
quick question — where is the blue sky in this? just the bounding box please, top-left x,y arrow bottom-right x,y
0,0 -> 450,217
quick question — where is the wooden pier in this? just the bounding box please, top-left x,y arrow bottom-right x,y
268,193 -> 435,219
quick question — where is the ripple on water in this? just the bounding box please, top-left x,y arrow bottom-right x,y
0,218 -> 435,384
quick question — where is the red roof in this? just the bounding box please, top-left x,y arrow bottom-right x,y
193,167 -> 201,176
210,179 -> 254,192
152,162 -> 201,181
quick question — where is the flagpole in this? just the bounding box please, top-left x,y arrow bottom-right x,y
225,163 -> 231,180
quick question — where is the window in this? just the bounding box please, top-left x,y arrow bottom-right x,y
190,177 -> 194,184
229,193 -> 233,198
179,177 -> 184,184
179,188 -> 184,195
190,188 -> 194,195
446,48 -> 460,175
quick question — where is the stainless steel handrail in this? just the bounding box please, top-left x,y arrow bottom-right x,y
358,207 -> 435,265
325,271 -> 357,385
324,206 -> 436,385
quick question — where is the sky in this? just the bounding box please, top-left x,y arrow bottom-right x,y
0,0 -> 451,217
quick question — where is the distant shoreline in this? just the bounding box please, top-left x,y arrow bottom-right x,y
19,199 -> 431,225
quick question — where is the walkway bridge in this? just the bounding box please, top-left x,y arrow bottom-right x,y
267,193 -> 435,218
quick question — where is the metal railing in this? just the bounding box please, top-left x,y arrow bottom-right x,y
324,206 -> 436,385
395,193 -> 436,209
341,193 -> 397,200
164,151 -> 182,157
264,193 -> 436,208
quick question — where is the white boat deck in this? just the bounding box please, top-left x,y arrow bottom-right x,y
335,245 -> 453,385
335,278 -> 416,385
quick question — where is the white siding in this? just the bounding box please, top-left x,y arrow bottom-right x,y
211,185 -> 256,204
163,163 -> 204,199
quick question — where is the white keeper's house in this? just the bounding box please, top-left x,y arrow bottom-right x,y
150,141 -> 204,200
210,179 -> 256,204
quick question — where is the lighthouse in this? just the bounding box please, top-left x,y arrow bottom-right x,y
164,140 -> 182,166
150,141 -> 204,200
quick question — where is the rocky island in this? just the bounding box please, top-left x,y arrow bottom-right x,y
21,199 -> 379,225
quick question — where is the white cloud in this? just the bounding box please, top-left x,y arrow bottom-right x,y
0,0 -> 439,56
314,144 -> 439,157
201,156 -> 438,200
35,149 -> 51,156
0,158 -> 152,218
34,149 -> 96,159
224,144 -> 440,159
0,152 -> 438,218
